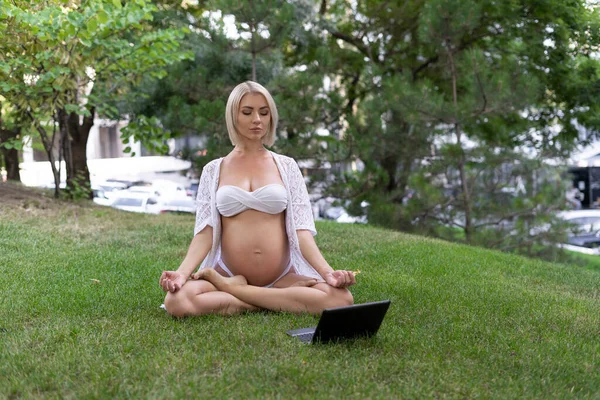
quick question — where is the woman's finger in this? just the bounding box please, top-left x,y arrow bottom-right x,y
342,271 -> 350,286
349,272 -> 356,285
341,271 -> 352,287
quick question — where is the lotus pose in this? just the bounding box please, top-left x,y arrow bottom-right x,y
159,81 -> 355,316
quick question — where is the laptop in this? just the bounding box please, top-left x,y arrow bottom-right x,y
286,300 -> 391,344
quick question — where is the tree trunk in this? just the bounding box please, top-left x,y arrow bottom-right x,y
0,99 -> 21,182
25,111 -> 61,198
59,106 -> 95,199
0,128 -> 21,182
381,155 -> 398,193
446,39 -> 473,243
2,145 -> 21,182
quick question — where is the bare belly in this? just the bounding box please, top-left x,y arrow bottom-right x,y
220,210 -> 289,286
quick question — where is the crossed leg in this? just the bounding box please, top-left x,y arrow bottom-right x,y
163,276 -> 258,317
193,268 -> 353,315
163,269 -> 353,317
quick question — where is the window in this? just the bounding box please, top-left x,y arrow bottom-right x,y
113,198 -> 144,207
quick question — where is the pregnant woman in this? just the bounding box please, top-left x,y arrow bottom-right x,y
159,81 -> 355,316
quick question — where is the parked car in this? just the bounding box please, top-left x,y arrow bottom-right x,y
95,181 -> 128,193
92,188 -> 114,206
559,210 -> 600,233
126,185 -> 162,197
158,197 -> 196,214
110,192 -> 161,214
320,198 -> 368,224
559,210 -> 600,248
104,178 -> 149,189
124,179 -> 187,199
186,181 -> 199,198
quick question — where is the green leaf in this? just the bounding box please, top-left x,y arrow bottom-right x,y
97,11 -> 109,25
79,37 -> 92,47
86,17 -> 98,33
123,146 -> 131,153
65,24 -> 76,37
112,0 -> 122,9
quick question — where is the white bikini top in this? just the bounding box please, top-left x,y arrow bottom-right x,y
216,184 -> 288,217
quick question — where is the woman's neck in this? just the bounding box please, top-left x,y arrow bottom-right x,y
232,144 -> 267,155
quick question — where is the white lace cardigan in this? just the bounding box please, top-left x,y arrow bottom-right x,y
193,151 -> 324,281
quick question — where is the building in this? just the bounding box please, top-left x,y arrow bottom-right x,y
19,119 -> 191,187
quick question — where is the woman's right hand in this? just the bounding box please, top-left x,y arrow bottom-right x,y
159,271 -> 187,293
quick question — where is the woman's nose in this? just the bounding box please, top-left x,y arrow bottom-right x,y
252,113 -> 261,123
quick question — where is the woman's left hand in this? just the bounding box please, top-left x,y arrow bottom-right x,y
324,270 -> 356,288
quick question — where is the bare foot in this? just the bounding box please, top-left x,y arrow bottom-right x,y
193,268 -> 248,291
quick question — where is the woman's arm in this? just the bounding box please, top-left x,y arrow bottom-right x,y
297,229 -> 333,276
287,158 -> 354,287
161,161 -> 216,292
159,227 -> 213,293
178,226 -> 213,278
298,230 -> 356,288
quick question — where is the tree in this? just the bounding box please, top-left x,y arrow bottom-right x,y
122,0 -> 324,170
0,99 -> 22,182
310,0 -> 600,255
0,0 -> 191,197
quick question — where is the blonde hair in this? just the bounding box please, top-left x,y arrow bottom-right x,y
225,81 -> 279,147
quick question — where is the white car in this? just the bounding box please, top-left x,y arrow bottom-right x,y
126,185 -> 162,197
126,180 -> 187,199
151,179 -> 189,198
92,188 -> 114,206
557,210 -> 600,233
157,197 -> 196,214
110,192 -> 161,214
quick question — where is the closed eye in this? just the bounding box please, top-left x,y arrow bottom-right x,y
242,111 -> 269,116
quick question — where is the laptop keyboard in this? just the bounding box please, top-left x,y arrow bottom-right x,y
296,332 -> 314,343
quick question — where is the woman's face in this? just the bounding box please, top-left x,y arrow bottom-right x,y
236,93 -> 270,142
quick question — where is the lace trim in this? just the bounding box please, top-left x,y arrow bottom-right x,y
288,158 -> 317,236
194,160 -> 217,236
275,154 -> 322,280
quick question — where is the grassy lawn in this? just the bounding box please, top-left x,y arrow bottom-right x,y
566,250 -> 600,272
1,183 -> 600,399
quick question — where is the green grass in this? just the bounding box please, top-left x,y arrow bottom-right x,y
567,250 -> 600,272
1,194 -> 600,399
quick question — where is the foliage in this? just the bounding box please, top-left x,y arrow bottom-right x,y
122,0 -> 329,172
312,0 -> 600,253
4,0 -> 600,257
0,137 -> 23,151
405,149 -> 571,258
61,170 -> 92,200
120,115 -> 170,156
0,0 -> 192,196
